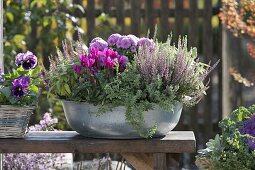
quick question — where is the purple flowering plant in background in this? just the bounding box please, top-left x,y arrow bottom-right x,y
0,51 -> 42,106
197,106 -> 255,169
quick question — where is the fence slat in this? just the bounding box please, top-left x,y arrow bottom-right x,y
116,0 -> 125,33
188,0 -> 199,139
203,0 -> 213,141
131,0 -> 141,36
145,0 -> 154,38
175,0 -> 183,42
87,0 -> 95,42
102,0 -> 111,14
189,0 -> 198,48
160,0 -> 169,41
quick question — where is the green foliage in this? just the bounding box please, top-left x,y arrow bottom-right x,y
3,0 -> 83,72
196,106 -> 255,170
0,66 -> 42,106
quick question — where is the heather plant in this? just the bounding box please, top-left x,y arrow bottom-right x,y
196,105 -> 255,170
0,51 -> 41,106
46,34 -> 217,138
3,113 -> 70,170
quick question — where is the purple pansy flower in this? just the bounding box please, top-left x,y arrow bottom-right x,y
12,85 -> 26,98
11,75 -> 31,98
89,37 -> 108,51
107,33 -> 122,46
15,53 -> 25,67
15,51 -> 38,70
240,114 -> 255,150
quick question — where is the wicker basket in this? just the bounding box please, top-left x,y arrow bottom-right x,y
0,105 -> 34,138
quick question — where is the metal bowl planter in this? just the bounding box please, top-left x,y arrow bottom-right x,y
62,100 -> 183,139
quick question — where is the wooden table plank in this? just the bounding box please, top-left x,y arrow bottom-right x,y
0,131 -> 195,153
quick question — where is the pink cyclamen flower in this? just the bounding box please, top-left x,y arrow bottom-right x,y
104,56 -> 115,70
79,54 -> 96,68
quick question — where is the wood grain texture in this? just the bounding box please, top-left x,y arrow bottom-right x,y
153,153 -> 167,170
0,131 -> 196,153
122,153 -> 153,170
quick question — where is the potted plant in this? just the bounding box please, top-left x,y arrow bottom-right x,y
46,34 -> 218,138
0,51 -> 41,138
196,106 -> 255,170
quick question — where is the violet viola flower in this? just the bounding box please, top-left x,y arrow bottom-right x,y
72,64 -> 83,74
240,114 -> 255,150
11,75 -> 31,98
15,51 -> 38,70
107,33 -> 122,46
89,37 -> 108,51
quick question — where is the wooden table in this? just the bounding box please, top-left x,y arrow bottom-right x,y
0,131 -> 196,170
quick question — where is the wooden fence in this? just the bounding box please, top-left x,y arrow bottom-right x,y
72,0 -> 222,150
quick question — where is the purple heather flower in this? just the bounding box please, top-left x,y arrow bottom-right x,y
15,51 -> 38,70
89,37 -> 108,51
137,38 -> 154,48
72,64 -> 83,74
240,114 -> 255,150
107,33 -> 122,46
